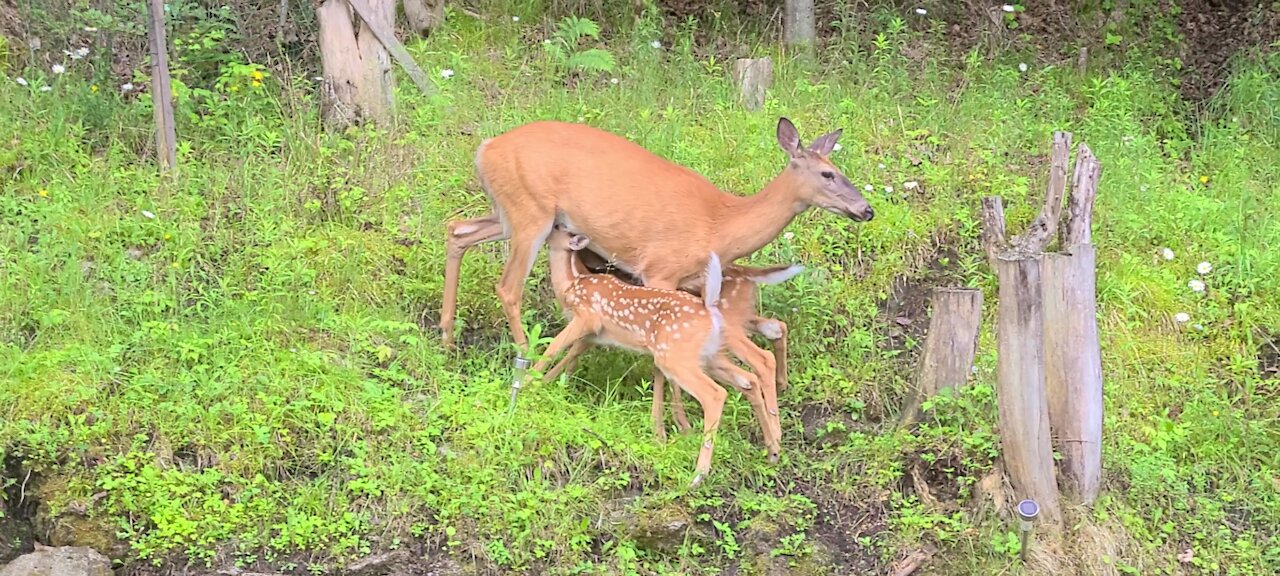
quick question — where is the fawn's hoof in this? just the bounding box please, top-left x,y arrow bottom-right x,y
767,452 -> 780,465
690,472 -> 707,488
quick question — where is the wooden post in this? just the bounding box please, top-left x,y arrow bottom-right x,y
783,0 -> 815,49
1043,144 -> 1104,505
732,57 -> 772,112
899,288 -> 984,429
147,0 -> 177,171
989,252 -> 1060,525
980,130 -> 1079,527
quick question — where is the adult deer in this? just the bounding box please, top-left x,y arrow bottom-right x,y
440,117 -> 873,355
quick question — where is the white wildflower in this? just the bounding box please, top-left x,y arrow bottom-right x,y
40,85 -> 51,92
1160,247 -> 1175,261
440,68 -> 454,79
610,78 -> 619,85
863,184 -> 873,192
141,210 -> 156,219
1002,4 -> 1016,12
121,82 -> 135,92
512,16 -> 520,22
308,290 -> 317,295
15,77 -> 27,86
1188,279 -> 1205,293
83,26 -> 98,32
884,185 -> 894,193
543,39 -> 552,45
1174,312 -> 1190,323
52,64 -> 65,74
878,162 -> 886,169
783,232 -> 795,241
915,8 -> 928,15
903,181 -> 919,190
1140,184 -> 1149,192
577,116 -> 585,122
1193,323 -> 1204,331
1196,261 -> 1212,275
70,47 -> 89,59
833,143 -> 843,152
1018,62 -> 1028,73
650,40 -> 662,49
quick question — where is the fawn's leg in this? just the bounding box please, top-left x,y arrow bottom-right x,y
441,215 -> 506,349
726,333 -> 781,463
708,354 -> 777,457
657,359 -> 728,488
531,318 -> 593,377
543,340 -> 593,383
752,317 -> 790,393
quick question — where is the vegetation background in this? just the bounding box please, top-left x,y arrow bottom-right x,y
1,0 -> 1278,574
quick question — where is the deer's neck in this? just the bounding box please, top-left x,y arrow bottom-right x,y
712,170 -> 807,260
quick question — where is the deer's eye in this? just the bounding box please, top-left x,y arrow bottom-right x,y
821,171 -> 835,180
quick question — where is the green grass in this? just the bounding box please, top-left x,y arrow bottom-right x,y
2,6 -> 1280,575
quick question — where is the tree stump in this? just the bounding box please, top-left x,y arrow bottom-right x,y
783,0 -> 815,48
980,131 -> 1075,527
318,0 -> 396,126
899,288 -> 984,429
732,57 -> 772,112
1043,144 -> 1104,505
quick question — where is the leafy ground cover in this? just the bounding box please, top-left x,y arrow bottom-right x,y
2,3 -> 1279,575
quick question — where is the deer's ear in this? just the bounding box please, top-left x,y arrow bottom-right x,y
807,129 -> 842,156
567,233 -> 591,251
776,117 -> 803,158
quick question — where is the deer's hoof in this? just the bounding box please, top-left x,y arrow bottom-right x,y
690,472 -> 706,488
767,452 -> 780,465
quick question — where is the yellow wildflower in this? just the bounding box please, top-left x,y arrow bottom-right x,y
164,233 -> 172,240
251,79 -> 261,88
38,189 -> 49,197
250,70 -> 264,81
91,84 -> 99,93
1199,175 -> 1209,184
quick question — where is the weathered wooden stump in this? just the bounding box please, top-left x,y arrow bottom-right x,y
980,131 -> 1105,522
899,287 -> 984,429
732,57 -> 773,112
1043,144 -> 1103,505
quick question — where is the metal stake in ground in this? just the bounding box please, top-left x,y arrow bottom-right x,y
507,356 -> 532,414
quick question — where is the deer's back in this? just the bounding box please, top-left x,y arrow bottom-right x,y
479,121 -> 730,277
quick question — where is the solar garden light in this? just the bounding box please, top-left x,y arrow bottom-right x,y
507,356 -> 532,414
1015,499 -> 1039,563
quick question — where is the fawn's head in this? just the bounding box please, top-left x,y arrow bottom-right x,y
548,223 -> 591,252
775,117 -> 874,222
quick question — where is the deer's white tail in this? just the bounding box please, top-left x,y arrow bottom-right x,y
700,252 -> 726,359
740,264 -> 805,285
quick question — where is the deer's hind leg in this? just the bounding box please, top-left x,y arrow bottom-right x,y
441,215 -> 506,349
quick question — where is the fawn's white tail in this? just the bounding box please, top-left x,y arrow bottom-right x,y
700,252 -> 726,359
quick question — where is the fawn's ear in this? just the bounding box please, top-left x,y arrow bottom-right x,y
567,233 -> 590,251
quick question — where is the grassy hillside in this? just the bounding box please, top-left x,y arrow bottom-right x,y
2,5 -> 1279,575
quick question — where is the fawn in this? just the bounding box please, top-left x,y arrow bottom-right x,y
545,249 -> 801,453
532,224 -> 765,486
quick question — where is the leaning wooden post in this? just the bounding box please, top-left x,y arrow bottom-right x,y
899,288 -> 984,429
980,131 -> 1074,526
1043,143 -> 1104,505
147,0 -> 178,171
